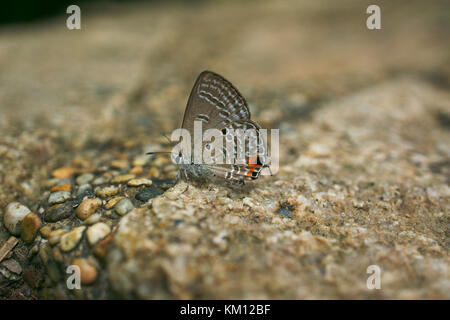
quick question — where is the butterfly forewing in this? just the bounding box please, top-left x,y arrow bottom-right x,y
182,71 -> 251,133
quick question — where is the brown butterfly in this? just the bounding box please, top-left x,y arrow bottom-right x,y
149,71 -> 270,184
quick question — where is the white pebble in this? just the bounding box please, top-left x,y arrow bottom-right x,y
48,191 -> 71,205
86,223 -> 111,245
3,202 -> 31,235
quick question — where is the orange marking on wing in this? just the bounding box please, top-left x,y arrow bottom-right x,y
247,154 -> 262,177
248,154 -> 262,167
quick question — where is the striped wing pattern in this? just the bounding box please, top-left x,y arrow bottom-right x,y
182,71 -> 266,182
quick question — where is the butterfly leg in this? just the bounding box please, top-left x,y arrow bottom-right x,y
182,169 -> 190,193
175,170 -> 181,184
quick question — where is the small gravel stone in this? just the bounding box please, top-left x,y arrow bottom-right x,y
49,229 -> 68,246
105,196 -> 124,209
72,258 -> 98,285
76,173 -> 94,185
59,226 -> 86,252
133,155 -> 149,166
92,176 -> 107,185
115,198 -> 134,216
127,178 -> 152,187
1,259 -> 22,274
76,183 -> 93,196
3,202 -> 31,235
23,266 -> 44,289
111,174 -> 135,184
129,166 -> 143,175
50,184 -> 72,192
135,187 -> 164,202
95,185 -> 119,198
20,213 -> 41,243
83,213 -> 102,225
39,226 -> 52,239
48,191 -> 71,205
76,198 -> 102,220
56,178 -> 72,186
111,159 -> 129,170
86,223 -> 111,245
38,243 -> 51,265
52,167 -> 76,179
148,167 -> 161,178
44,201 -> 75,222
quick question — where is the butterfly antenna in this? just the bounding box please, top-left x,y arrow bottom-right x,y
146,151 -> 172,155
145,133 -> 174,155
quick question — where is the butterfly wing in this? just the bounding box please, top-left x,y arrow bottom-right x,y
182,71 -> 251,133
181,71 -> 267,182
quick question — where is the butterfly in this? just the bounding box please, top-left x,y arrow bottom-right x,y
150,71 -> 270,184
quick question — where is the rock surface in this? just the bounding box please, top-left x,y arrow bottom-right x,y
0,0 -> 448,300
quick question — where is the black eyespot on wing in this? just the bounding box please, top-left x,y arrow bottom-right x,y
256,156 -> 263,166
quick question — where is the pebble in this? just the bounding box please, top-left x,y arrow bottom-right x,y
48,229 -> 68,246
135,187 -> 164,202
115,198 -> 134,216
95,185 -> 119,198
105,196 -> 124,209
129,166 -> 143,175
38,242 -> 51,265
111,159 -> 129,170
52,247 -> 63,263
59,226 -> 86,251
92,176 -> 107,185
56,178 -> 72,186
48,191 -> 71,205
276,207 -> 292,218
44,201 -> 75,222
50,184 -> 72,192
52,167 -> 76,179
83,213 -> 102,225
76,198 -> 102,220
92,233 -> 112,259
111,174 -> 135,184
77,183 -> 93,196
72,258 -> 98,285
20,213 -> 41,243
3,202 -> 32,235
1,259 -> 22,274
86,223 -> 111,245
23,266 -> 43,288
127,178 -> 152,187
133,155 -> 149,167
148,167 -> 161,178
76,173 -> 94,185
44,178 -> 61,188
39,226 -> 53,239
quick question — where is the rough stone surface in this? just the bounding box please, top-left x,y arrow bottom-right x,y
0,0 -> 448,300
